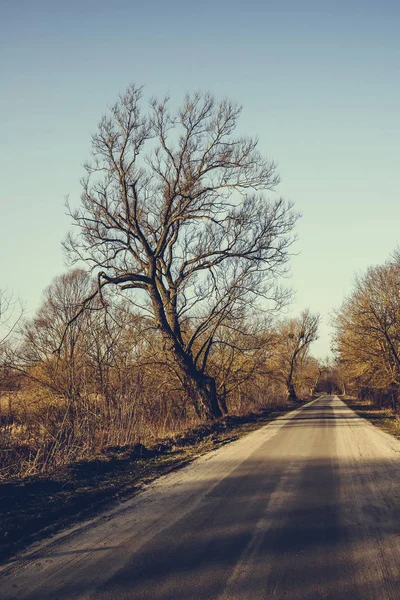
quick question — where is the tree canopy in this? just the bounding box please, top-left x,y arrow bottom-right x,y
65,85 -> 298,419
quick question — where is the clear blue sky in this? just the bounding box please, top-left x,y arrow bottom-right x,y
1,0 -> 399,358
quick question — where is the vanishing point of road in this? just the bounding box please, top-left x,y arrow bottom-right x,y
1,395 -> 400,599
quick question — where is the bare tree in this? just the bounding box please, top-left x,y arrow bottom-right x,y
272,309 -> 320,401
19,270 -> 94,402
65,85 -> 298,420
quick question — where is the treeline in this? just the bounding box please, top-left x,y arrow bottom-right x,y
333,249 -> 400,410
0,272 -> 319,477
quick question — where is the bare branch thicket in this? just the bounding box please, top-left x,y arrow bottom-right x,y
17,270 -> 94,398
16,271 -> 146,405
202,316 -> 275,411
64,85 -> 298,420
6,271 -> 171,471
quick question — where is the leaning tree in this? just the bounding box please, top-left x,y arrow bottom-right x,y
65,85 -> 298,420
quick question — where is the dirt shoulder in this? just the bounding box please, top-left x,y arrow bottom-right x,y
342,397 -> 400,440
0,403 -> 298,565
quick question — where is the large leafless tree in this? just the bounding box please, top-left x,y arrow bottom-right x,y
65,85 -> 298,420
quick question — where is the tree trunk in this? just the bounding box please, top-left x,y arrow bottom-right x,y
287,383 -> 299,402
159,331 -> 222,421
183,370 -> 222,421
218,385 -> 229,416
152,293 -> 223,421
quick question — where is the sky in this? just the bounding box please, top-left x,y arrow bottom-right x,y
1,0 -> 399,358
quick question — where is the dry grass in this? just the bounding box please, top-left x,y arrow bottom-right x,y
343,397 -> 400,440
0,401 -> 296,564
0,364 -> 302,566
0,381 -> 291,480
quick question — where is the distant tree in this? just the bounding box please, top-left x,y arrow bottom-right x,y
65,85 -> 298,420
272,309 -> 320,401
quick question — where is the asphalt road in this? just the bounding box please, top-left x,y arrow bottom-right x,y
1,395 -> 400,599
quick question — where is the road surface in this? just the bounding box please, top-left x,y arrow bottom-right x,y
1,395 -> 400,599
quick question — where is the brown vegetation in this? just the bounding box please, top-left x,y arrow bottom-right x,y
0,88 -> 321,484
0,267 -> 320,480
343,396 -> 400,440
332,250 -> 400,413
0,404 -> 294,563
